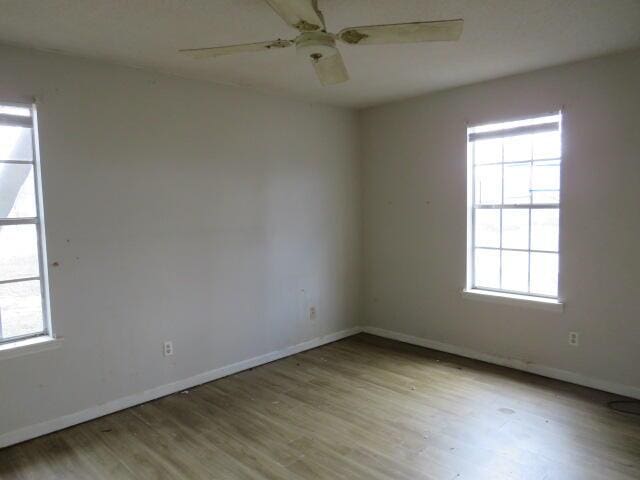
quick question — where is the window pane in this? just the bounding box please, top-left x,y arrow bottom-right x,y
0,163 -> 37,218
0,105 -> 31,117
0,125 -> 33,161
502,209 -> 529,249
501,250 -> 528,293
532,131 -> 560,160
468,114 -> 561,299
474,164 -> 502,205
503,134 -> 532,163
503,163 -> 530,204
474,248 -> 500,289
475,209 -> 500,248
531,160 -> 560,204
0,224 -> 40,282
0,280 -> 44,340
474,138 -> 501,165
530,252 -> 558,296
531,209 -> 559,252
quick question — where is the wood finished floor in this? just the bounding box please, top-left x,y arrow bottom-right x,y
1,334 -> 639,479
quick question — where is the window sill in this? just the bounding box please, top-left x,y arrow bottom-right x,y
462,288 -> 564,312
0,335 -> 62,360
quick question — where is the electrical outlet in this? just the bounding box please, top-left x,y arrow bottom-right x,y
309,306 -> 317,321
163,341 -> 173,356
568,332 -> 579,347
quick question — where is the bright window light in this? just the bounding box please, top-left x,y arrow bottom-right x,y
0,102 -> 50,343
467,113 -> 562,298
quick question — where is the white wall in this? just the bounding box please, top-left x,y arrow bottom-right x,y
361,49 -> 640,394
0,44 -> 361,441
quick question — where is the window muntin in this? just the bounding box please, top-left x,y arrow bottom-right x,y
468,113 -> 561,298
0,102 -> 49,344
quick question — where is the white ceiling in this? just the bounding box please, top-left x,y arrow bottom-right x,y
1,0 -> 639,108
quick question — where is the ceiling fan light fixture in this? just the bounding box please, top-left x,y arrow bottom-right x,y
295,31 -> 337,60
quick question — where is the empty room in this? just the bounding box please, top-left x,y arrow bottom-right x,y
0,1 -> 639,478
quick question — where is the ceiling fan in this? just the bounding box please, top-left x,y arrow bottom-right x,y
179,0 -> 463,86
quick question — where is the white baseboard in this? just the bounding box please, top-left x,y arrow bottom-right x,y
362,326 -> 640,400
3,324 -> 638,449
0,326 -> 362,449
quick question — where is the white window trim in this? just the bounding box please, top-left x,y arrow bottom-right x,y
462,288 -> 563,312
0,99 -> 53,347
465,111 -> 563,306
0,335 -> 62,361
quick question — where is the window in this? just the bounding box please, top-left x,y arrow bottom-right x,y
0,102 -> 50,344
467,113 -> 561,300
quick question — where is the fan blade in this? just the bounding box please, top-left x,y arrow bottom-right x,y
265,0 -> 325,31
312,51 -> 349,86
179,39 -> 293,58
338,19 -> 463,45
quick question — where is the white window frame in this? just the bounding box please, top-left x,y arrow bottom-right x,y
464,112 -> 563,309
0,100 -> 53,345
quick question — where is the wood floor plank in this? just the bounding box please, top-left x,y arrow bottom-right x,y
1,333 -> 639,479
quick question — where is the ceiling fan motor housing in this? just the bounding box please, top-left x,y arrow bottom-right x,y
295,31 -> 337,60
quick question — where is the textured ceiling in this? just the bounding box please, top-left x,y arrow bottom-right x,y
1,0 -> 639,108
